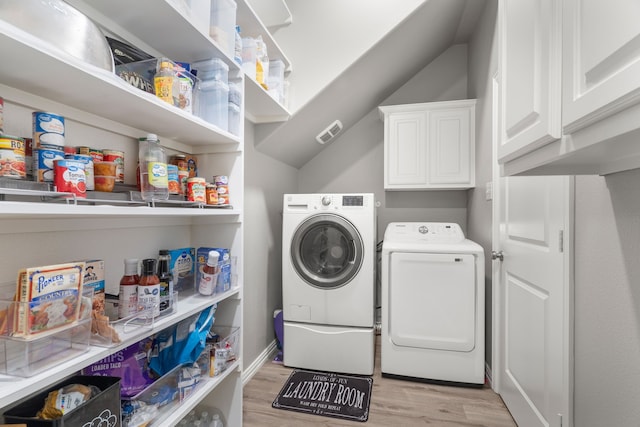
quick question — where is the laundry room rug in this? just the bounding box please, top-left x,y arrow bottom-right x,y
272,369 -> 373,422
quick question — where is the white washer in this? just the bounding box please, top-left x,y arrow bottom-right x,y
381,222 -> 485,386
282,193 -> 376,375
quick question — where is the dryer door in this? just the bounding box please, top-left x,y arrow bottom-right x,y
389,252 -> 476,352
290,213 -> 364,289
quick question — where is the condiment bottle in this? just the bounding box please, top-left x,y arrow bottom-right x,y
138,258 -> 160,318
138,133 -> 169,201
118,258 -> 140,319
198,250 -> 220,296
154,60 -> 176,105
158,249 -> 174,314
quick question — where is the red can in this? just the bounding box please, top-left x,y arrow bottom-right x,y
54,159 -> 86,198
187,177 -> 206,202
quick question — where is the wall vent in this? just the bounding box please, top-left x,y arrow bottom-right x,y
315,120 -> 343,144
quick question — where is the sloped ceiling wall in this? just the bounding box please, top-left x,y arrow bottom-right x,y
251,0 -> 483,168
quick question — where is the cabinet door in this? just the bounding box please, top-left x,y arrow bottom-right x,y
384,111 -> 427,189
428,106 -> 474,187
499,0 -> 562,162
562,0 -> 640,133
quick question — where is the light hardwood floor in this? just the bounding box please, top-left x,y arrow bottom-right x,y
243,339 -> 517,426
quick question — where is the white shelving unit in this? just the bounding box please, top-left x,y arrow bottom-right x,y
0,0 -> 283,424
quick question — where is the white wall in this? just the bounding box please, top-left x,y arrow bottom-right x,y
297,44 -> 469,319
466,0 -> 498,370
299,44 -> 470,240
243,120 -> 298,366
573,172 -> 640,427
270,0 -> 425,112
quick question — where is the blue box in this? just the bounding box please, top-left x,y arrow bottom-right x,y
169,247 -> 196,293
196,247 -> 231,294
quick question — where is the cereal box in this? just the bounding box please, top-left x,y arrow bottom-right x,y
15,262 -> 85,337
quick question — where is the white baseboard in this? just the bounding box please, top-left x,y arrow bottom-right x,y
242,339 -> 279,386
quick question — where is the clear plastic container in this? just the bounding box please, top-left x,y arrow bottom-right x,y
209,0 -> 237,58
192,58 -> 229,85
138,133 -> 169,201
228,103 -> 241,136
196,80 -> 229,131
241,37 -> 257,80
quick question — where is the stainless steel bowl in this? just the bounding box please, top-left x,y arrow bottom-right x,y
0,0 -> 114,71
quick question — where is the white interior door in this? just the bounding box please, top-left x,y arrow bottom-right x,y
496,175 -> 573,427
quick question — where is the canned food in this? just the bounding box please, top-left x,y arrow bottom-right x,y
65,153 -> 94,191
33,147 -> 64,182
178,170 -> 189,195
206,184 -> 218,205
170,154 -> 188,171
24,137 -> 33,178
103,149 -> 125,183
213,175 -> 228,185
217,194 -> 230,205
54,159 -> 86,198
33,111 -> 65,148
216,184 -> 229,195
0,134 -> 26,179
167,164 -> 180,195
186,177 -> 206,202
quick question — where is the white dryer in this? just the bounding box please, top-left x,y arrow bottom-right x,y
381,222 -> 485,386
282,193 -> 376,375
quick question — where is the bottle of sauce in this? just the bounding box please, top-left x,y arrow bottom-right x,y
198,250 -> 220,296
138,258 -> 160,318
158,249 -> 174,314
118,258 -> 140,319
154,60 -> 176,105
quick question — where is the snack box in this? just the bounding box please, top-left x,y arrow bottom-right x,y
169,248 -> 196,293
14,262 -> 85,337
3,375 -> 121,426
80,259 -> 105,310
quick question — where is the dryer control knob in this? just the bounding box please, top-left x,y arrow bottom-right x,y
321,195 -> 332,206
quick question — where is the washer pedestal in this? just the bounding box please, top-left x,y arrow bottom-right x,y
284,322 -> 374,375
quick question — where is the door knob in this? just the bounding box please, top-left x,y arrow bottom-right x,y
492,251 -> 504,261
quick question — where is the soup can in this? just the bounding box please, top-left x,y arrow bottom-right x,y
66,153 -> 94,191
54,159 -> 86,198
167,164 -> 180,195
186,177 -> 206,202
0,134 -> 26,179
33,147 -> 65,182
32,111 -> 65,148
213,175 -> 228,186
103,149 -> 125,183
178,169 -> 189,195
206,184 -> 218,205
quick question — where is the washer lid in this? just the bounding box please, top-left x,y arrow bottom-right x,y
290,213 -> 364,289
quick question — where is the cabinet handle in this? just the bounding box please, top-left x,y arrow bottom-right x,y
491,251 -> 504,261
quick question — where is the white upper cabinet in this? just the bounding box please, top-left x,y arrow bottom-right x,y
380,99 -> 476,190
499,0 -> 562,163
562,0 -> 640,133
500,0 -> 640,176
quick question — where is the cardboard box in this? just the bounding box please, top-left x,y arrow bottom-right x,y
81,260 -> 105,310
169,248 -> 195,293
3,375 -> 121,426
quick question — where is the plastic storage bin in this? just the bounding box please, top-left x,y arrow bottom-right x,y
192,58 -> 229,85
196,80 -> 229,131
0,283 -> 93,377
3,375 -> 121,426
228,103 -> 241,136
228,80 -> 242,107
241,37 -> 257,80
208,325 -> 239,377
209,0 -> 237,58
